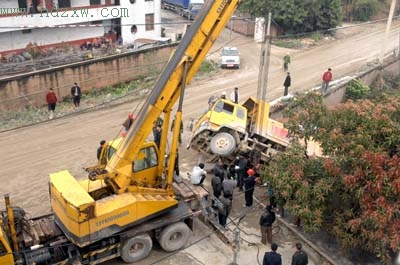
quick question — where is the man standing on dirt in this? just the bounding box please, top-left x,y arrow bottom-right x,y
283,72 -> 291,96
45,88 -> 58,119
291,243 -> 308,265
244,169 -> 258,207
71,82 -> 82,107
259,205 -> 276,245
236,153 -> 249,191
321,68 -> 333,94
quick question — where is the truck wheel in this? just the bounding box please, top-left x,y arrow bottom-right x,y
158,222 -> 192,252
120,233 -> 153,263
210,132 -> 236,156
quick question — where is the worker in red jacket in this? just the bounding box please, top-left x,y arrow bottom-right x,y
46,88 -> 58,119
321,68 -> 333,94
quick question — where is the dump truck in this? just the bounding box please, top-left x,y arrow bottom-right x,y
161,0 -> 204,20
0,0 -> 241,264
188,96 -> 322,165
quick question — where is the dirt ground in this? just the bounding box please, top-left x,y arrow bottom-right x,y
1,13 -> 400,264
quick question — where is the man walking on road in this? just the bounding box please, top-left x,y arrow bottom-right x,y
291,243 -> 309,265
263,243 -> 282,265
283,53 -> 291,71
321,68 -> 332,94
283,72 -> 291,96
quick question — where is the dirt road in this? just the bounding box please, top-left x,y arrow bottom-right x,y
1,17 -> 399,264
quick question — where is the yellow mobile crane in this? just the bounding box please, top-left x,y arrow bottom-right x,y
0,0 -> 240,264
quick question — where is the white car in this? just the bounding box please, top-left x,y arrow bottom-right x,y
220,47 -> 240,69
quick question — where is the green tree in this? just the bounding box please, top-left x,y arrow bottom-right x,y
265,93 -> 400,263
239,0 -> 342,34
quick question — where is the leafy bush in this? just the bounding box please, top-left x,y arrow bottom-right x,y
352,0 -> 380,21
198,59 -> 218,75
345,79 -> 370,101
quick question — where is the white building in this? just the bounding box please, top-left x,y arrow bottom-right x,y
0,0 -> 162,55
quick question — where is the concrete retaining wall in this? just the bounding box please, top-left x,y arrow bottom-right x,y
324,56 -> 400,106
0,43 -> 178,111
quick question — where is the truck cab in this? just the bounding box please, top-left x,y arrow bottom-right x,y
189,98 -> 248,159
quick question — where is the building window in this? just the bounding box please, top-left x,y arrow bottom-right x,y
145,14 -> 154,31
90,0 -> 101,5
58,0 -> 71,8
22,29 -> 32,34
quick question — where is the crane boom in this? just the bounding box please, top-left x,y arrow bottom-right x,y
106,0 -> 240,192
48,0 -> 241,249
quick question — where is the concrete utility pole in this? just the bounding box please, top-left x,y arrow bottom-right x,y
379,0 -> 396,64
254,13 -> 271,136
256,13 -> 272,101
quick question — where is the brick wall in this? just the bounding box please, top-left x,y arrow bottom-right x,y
0,44 -> 178,111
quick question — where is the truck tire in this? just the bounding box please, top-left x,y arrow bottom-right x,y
158,222 -> 192,252
121,233 -> 153,263
210,132 -> 236,156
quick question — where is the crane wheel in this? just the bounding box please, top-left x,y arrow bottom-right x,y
158,222 -> 192,252
120,233 -> 153,263
210,132 -> 236,156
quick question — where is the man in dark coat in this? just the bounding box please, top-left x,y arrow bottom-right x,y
97,140 -> 106,160
236,153 -> 248,190
291,243 -> 309,265
244,169 -> 257,207
218,194 -> 232,227
263,243 -> 282,265
214,158 -> 226,182
70,82 -> 82,107
283,72 -> 291,96
260,205 -> 276,245
211,172 -> 222,198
